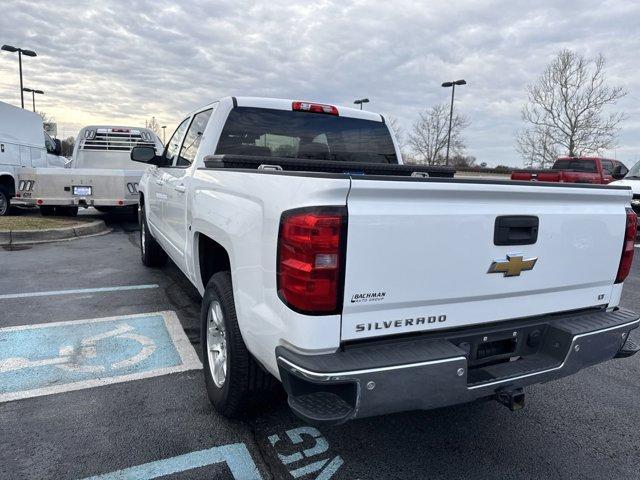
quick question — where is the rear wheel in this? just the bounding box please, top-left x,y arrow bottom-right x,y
139,204 -> 167,267
202,272 -> 275,418
0,187 -> 10,216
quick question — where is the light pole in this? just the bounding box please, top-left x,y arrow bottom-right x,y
353,98 -> 369,110
161,125 -> 167,144
1,45 -> 37,109
441,79 -> 466,165
22,87 -> 44,112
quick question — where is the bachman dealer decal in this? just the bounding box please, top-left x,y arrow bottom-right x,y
350,291 -> 386,303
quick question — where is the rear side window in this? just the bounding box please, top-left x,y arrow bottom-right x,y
552,159 -> 597,173
215,107 -> 397,163
177,109 -> 213,167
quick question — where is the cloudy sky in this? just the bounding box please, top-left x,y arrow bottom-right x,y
1,0 -> 639,166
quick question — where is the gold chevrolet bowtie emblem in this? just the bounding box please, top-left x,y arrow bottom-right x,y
488,254 -> 538,277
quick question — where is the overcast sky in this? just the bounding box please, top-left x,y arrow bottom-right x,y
1,0 -> 639,166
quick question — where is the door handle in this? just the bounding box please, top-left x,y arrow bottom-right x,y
155,179 -> 164,186
174,184 -> 186,193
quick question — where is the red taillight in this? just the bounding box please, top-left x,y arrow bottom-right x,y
616,207 -> 637,284
292,101 -> 339,116
277,207 -> 346,315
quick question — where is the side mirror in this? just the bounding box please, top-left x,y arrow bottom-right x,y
53,139 -> 62,156
612,165 -> 626,180
131,146 -> 160,164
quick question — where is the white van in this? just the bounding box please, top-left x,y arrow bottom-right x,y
17,125 -> 163,216
0,100 -> 66,215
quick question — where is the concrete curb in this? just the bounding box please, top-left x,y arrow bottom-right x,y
0,219 -> 110,246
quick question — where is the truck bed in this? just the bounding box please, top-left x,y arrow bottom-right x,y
17,167 -> 144,207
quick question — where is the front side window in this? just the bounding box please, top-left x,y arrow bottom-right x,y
164,118 -> 190,166
601,160 -> 613,174
177,109 -> 213,167
215,107 -> 397,164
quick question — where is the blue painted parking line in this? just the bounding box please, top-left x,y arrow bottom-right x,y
81,443 -> 262,480
0,311 -> 201,402
0,284 -> 159,300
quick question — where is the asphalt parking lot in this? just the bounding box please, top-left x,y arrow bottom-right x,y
2,209 -> 640,480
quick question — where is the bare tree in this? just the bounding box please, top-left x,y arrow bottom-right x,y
516,126 -> 559,168
449,154 -> 477,168
60,136 -> 75,157
145,116 -> 162,136
518,50 -> 627,165
407,104 -> 469,165
387,116 -> 407,152
38,111 -> 54,123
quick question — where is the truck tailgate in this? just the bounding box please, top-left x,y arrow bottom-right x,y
341,178 -> 630,341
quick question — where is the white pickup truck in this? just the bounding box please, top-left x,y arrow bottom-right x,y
17,125 -> 162,216
132,96 -> 640,425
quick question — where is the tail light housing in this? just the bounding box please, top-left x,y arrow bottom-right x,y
277,207 -> 347,315
616,207 -> 637,284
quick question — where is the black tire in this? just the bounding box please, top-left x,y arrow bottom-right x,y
39,205 -> 56,216
139,204 -> 167,267
201,272 -> 275,418
0,186 -> 10,216
55,206 -> 79,217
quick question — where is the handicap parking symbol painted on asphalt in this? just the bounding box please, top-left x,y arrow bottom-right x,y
0,311 -> 201,402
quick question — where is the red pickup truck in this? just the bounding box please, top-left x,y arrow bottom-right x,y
511,157 -> 628,184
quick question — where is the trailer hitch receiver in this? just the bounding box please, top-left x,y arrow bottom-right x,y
495,386 -> 525,411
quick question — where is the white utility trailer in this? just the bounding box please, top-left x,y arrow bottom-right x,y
17,125 -> 163,216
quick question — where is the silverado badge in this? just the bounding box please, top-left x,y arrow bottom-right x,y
488,254 -> 537,277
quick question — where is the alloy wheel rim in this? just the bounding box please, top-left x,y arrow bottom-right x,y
207,300 -> 227,388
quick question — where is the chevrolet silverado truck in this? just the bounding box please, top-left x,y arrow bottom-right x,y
511,157 -> 627,184
131,96 -> 640,425
17,125 -> 162,216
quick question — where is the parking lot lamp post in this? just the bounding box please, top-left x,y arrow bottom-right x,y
353,98 -> 370,110
161,125 -> 167,144
1,45 -> 38,109
441,79 -> 466,166
22,88 -> 44,112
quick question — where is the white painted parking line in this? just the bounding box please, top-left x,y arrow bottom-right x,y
81,443 -> 262,480
0,284 -> 159,300
0,311 -> 201,402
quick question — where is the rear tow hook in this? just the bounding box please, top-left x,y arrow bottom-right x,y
495,386 -> 525,411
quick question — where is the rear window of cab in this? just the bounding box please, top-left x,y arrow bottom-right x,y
215,107 -> 397,164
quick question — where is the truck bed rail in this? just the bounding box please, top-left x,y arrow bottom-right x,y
203,154 -> 456,178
